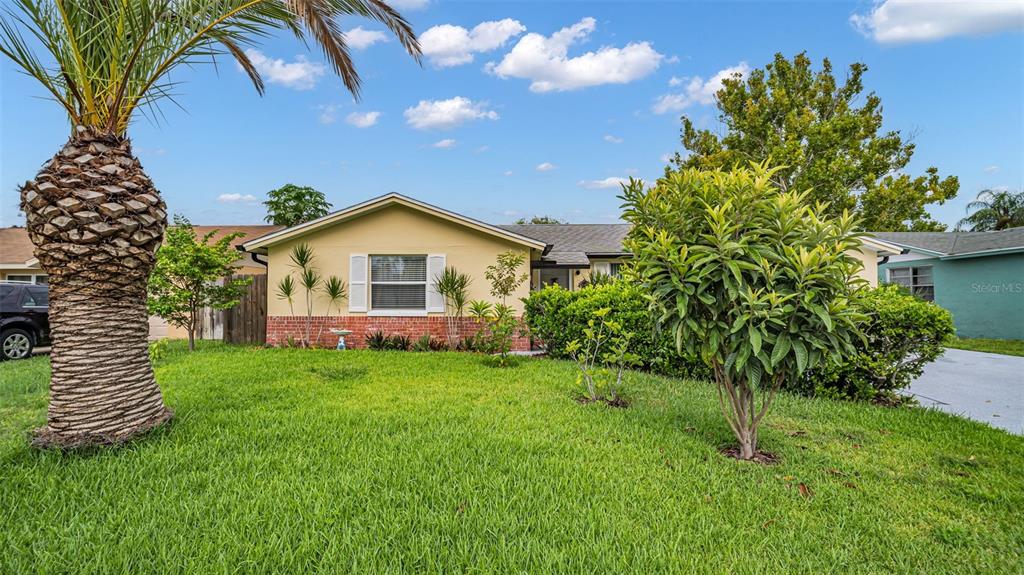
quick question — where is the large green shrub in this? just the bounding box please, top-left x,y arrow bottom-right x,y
799,285 -> 955,401
523,282 -> 707,379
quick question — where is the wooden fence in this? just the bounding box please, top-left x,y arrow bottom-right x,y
224,274 -> 267,345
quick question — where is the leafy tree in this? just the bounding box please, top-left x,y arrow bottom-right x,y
622,164 -> 866,460
514,215 -> 565,224
485,250 -> 529,305
148,216 -> 252,352
0,0 -> 420,447
956,189 -> 1024,231
264,184 -> 333,227
670,52 -> 958,232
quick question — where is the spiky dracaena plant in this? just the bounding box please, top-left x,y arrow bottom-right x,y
434,266 -> 470,348
0,0 -> 420,447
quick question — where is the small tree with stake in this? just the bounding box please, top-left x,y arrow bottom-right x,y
148,216 -> 251,351
622,163 -> 865,460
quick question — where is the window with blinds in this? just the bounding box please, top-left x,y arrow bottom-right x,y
371,255 -> 427,310
887,265 -> 934,301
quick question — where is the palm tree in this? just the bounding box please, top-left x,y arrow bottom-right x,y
0,0 -> 420,448
956,189 -> 1024,232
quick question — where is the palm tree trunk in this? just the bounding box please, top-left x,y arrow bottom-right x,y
21,127 -> 172,448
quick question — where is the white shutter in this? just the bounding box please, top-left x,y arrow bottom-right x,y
426,254 -> 446,313
349,254 -> 368,312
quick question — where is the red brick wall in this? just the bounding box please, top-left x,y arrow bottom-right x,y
266,315 -> 531,350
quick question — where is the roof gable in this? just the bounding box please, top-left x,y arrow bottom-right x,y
242,193 -> 547,253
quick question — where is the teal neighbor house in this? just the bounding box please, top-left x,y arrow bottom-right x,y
875,229 -> 1024,340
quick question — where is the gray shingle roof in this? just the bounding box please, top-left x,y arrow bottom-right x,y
874,229 -> 1024,257
496,224 -> 631,263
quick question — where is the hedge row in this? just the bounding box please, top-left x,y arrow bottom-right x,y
524,282 -> 955,402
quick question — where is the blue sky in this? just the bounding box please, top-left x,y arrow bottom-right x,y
2,0 -> 1022,229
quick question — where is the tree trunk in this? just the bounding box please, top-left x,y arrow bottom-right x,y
21,127 -> 172,448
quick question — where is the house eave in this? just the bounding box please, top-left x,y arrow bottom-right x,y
241,193 -> 548,253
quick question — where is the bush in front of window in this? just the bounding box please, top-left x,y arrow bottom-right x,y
523,281 -> 708,380
797,284 -> 955,402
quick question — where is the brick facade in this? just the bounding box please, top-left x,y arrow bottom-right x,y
266,315 -> 531,350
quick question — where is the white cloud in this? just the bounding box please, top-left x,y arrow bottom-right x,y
317,104 -> 340,124
984,165 -> 1000,173
388,0 -> 429,10
652,62 -> 749,114
486,17 -> 664,92
851,0 -> 1024,43
476,145 -> 490,153
345,111 -> 381,128
578,177 -> 629,189
345,26 -> 389,50
421,19 -> 526,67
431,138 -> 457,148
243,49 -> 324,90
503,170 -> 514,176
536,162 -> 557,172
668,76 -> 684,87
403,96 -> 499,130
603,134 -> 623,144
217,193 -> 257,203
660,152 -> 674,164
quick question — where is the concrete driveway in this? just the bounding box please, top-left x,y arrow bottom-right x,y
906,348 -> 1024,435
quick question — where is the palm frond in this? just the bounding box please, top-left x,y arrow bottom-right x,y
0,0 -> 421,135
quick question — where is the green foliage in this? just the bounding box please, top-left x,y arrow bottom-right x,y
622,163 -> 867,459
523,282 -> 708,379
321,276 -> 348,316
148,338 -> 170,364
279,243 -> 324,347
565,308 -> 642,402
412,334 -> 448,352
956,189 -> 1024,231
147,215 -> 251,351
577,270 -> 614,289
514,215 -> 565,224
364,331 -> 413,351
800,285 -> 955,401
0,0 -> 421,135
670,52 -> 957,232
276,275 -> 296,316
365,330 -> 388,351
485,251 -> 529,304
264,184 -> 333,228
947,337 -> 1024,357
435,266 -> 471,348
467,302 -> 521,367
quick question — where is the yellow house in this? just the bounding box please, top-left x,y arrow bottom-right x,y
241,193 -> 902,349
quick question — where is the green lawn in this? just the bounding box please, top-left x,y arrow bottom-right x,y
947,337 -> 1024,357
2,343 -> 1022,573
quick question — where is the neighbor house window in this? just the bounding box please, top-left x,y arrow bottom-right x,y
371,255 -> 427,310
4,274 -> 46,285
609,263 -> 622,278
888,266 -> 934,301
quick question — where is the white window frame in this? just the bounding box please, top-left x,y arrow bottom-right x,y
4,273 -> 47,285
887,265 -> 934,301
369,254 -> 429,315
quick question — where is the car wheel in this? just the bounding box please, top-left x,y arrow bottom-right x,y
1,329 -> 33,360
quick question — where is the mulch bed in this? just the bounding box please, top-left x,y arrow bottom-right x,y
574,395 -> 631,409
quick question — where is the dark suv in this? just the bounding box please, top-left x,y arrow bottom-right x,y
0,282 -> 50,360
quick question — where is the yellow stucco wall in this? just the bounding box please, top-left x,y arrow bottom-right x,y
852,247 -> 880,287
265,204 -> 534,316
